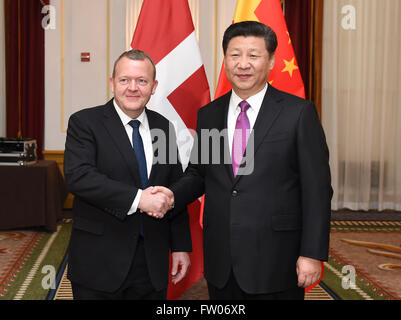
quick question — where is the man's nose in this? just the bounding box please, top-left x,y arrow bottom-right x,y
128,79 -> 138,91
238,56 -> 250,68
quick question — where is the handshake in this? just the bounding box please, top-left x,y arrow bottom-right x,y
138,186 -> 175,219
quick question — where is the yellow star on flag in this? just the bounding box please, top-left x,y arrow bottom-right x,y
281,57 -> 299,77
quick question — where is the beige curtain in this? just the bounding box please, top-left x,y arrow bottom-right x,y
322,0 -> 401,211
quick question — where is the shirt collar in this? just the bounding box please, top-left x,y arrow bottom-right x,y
230,83 -> 268,114
113,99 -> 148,129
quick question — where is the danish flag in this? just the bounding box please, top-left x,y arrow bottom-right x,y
131,0 -> 210,300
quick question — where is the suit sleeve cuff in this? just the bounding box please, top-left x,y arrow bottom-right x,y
127,189 -> 142,215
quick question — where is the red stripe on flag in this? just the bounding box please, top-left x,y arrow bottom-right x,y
214,64 -> 232,99
167,66 -> 210,131
131,0 -> 194,65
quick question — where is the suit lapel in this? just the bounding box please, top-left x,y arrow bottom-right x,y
251,85 -> 284,156
102,100 -> 142,185
213,93 -> 235,184
146,108 -> 163,187
233,85 -> 283,186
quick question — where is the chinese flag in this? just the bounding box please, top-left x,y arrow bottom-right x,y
131,0 -> 210,300
215,0 -> 305,99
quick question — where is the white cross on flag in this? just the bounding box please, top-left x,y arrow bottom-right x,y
131,0 -> 210,299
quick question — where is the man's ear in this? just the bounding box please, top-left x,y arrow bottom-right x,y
152,80 -> 159,95
109,77 -> 115,94
268,54 -> 275,71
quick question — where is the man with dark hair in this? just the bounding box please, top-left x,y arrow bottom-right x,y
222,20 -> 278,56
153,21 -> 332,300
64,49 -> 191,299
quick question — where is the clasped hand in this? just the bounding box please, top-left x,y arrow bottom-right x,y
138,186 -> 174,219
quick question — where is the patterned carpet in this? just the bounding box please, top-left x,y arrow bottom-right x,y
0,222 -> 71,300
53,266 -> 334,300
2,216 -> 400,300
54,220 -> 401,300
323,220 -> 401,300
0,230 -> 43,298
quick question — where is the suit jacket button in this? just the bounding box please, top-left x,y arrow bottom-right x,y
232,190 -> 238,197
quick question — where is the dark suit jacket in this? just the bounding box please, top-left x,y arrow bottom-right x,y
64,99 -> 192,293
171,86 -> 332,294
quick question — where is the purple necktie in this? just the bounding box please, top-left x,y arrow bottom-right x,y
232,100 -> 251,177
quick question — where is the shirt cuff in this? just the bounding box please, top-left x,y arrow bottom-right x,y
127,189 -> 142,215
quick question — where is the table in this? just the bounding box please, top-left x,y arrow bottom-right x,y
0,160 -> 68,232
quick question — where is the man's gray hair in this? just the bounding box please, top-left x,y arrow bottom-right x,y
112,49 -> 156,79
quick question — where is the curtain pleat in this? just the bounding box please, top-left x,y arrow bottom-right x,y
5,0 -> 48,159
322,0 -> 401,211
284,0 -> 323,118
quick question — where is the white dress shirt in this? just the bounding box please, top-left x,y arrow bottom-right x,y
113,100 -> 153,215
227,84 -> 268,158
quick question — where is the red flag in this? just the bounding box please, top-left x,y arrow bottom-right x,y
131,0 -> 210,300
215,0 -> 305,99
